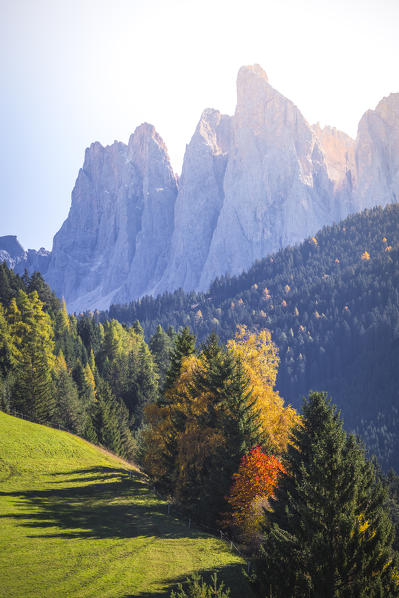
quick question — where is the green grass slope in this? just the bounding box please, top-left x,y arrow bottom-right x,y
0,412 -> 252,597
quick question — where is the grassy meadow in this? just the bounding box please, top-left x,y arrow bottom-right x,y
0,412 -> 253,597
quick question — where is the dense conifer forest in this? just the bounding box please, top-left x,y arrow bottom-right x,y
106,204 -> 399,470
0,264 -> 160,460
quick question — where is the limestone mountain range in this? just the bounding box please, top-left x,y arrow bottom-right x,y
2,65 -> 398,312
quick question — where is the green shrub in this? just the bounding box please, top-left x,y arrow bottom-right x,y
170,573 -> 231,597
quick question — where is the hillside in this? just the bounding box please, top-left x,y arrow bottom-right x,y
108,204 -> 399,470
0,412 -> 252,597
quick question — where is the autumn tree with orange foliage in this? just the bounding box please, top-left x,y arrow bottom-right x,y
227,447 -> 285,543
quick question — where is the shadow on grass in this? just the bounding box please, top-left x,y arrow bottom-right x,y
0,467 -> 255,597
48,465 -> 143,485
123,562 -> 254,598
0,467 -> 192,540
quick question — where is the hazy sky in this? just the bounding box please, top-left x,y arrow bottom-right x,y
1,0 -> 398,250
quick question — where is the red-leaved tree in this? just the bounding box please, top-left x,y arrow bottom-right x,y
227,447 -> 285,543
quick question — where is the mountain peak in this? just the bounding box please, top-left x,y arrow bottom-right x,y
237,64 -> 269,83
237,64 -> 269,100
375,93 -> 399,123
128,122 -> 170,164
236,64 -> 270,101
235,63 -> 275,131
131,122 -> 157,138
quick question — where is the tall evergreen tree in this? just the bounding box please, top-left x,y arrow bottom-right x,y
149,324 -> 174,386
0,262 -> 25,305
94,379 -> 123,456
54,297 -> 76,366
163,326 -> 196,395
254,392 -> 399,598
52,352 -> 82,434
9,291 -> 55,422
188,346 -> 266,523
0,303 -> 16,377
132,320 -> 144,337
77,314 -> 102,355
71,358 -> 97,439
132,342 -> 159,427
93,379 -> 135,459
99,324 -> 158,429
26,271 -> 60,317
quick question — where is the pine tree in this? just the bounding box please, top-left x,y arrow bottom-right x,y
99,324 -> 159,429
163,326 -> 196,394
26,271 -> 60,317
132,320 -> 144,337
0,263 -> 14,305
0,262 -> 25,305
0,303 -> 16,377
169,335 -> 266,524
133,342 -> 159,427
189,348 -> 267,524
52,352 -> 82,434
72,358 -> 97,439
94,380 -> 122,456
149,324 -> 174,385
254,392 -> 399,598
54,297 -> 77,367
9,291 -> 56,422
93,379 -> 134,459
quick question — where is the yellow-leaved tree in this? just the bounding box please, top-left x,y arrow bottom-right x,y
143,349 -> 228,495
142,353 -> 204,493
227,325 -> 300,454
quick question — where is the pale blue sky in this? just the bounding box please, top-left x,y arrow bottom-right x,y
1,0 -> 398,250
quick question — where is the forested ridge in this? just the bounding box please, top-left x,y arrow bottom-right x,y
107,204 -> 399,470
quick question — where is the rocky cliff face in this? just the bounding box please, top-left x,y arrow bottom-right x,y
354,93 -> 399,211
153,108 -> 232,293
312,123 -> 356,191
197,66 -> 338,289
8,65 -> 397,312
44,124 -> 177,312
311,123 -> 357,222
158,65 -> 352,292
